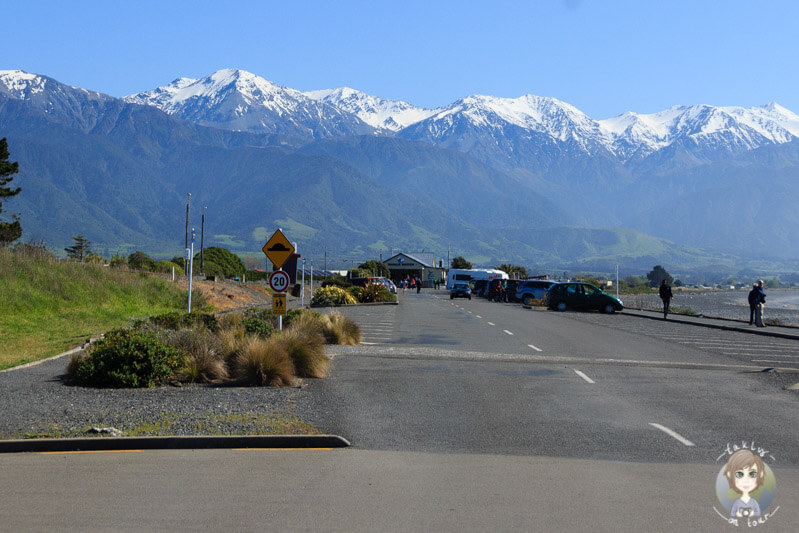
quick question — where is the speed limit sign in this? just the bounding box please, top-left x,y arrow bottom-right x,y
269,270 -> 290,293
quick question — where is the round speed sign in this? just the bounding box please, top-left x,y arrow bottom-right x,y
269,270 -> 290,293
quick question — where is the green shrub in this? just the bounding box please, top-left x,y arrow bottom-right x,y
128,251 -> 156,271
69,329 -> 183,388
196,247 -> 246,278
356,283 -> 395,303
242,309 -> 277,338
153,260 -> 184,275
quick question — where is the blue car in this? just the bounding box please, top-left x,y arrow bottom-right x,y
450,282 -> 472,300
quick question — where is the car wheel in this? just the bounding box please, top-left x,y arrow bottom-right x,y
604,304 -> 616,314
522,294 -> 533,306
555,301 -> 567,312
468,296 -> 471,300
450,295 -> 454,299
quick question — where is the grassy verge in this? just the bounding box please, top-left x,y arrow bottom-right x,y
11,412 -> 319,439
0,246 -> 202,369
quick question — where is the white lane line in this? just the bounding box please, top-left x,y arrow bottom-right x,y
751,359 -> 799,365
476,315 -> 482,319
503,330 -> 513,335
487,322 -> 495,326
528,344 -> 543,352
361,342 -> 382,345
649,423 -> 695,446
574,369 -> 595,384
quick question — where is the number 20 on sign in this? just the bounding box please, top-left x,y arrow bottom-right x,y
272,293 -> 286,315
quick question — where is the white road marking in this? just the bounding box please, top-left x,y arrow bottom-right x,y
487,322 -> 495,326
648,423 -> 695,446
751,359 -> 799,365
476,315 -> 482,319
503,330 -> 513,335
574,369 -> 595,384
528,344 -> 542,352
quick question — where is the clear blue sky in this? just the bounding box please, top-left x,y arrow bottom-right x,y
6,0 -> 798,118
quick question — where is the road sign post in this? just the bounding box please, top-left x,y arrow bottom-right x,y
263,229 -> 295,330
263,229 -> 295,270
272,293 -> 286,316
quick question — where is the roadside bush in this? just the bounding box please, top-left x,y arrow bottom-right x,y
153,260 -> 184,276
69,329 -> 183,388
242,308 -> 277,338
312,286 -> 357,306
197,247 -> 246,278
128,251 -> 156,271
281,327 -> 329,378
356,283 -> 395,303
235,336 -> 296,386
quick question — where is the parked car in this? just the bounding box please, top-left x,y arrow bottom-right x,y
515,280 -> 556,306
450,282 -> 472,300
472,280 -> 489,298
544,282 -> 623,313
505,279 -> 526,302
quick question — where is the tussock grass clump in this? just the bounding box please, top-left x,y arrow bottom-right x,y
235,336 -> 296,387
281,327 -> 329,378
159,329 -> 228,383
322,312 -> 362,346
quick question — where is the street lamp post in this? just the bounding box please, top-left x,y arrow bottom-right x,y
184,193 -> 191,249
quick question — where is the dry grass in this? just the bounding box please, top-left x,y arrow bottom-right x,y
235,336 -> 296,386
281,327 -> 329,378
323,312 -> 362,345
158,330 -> 229,383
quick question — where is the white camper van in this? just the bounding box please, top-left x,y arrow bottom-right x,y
445,268 -> 508,290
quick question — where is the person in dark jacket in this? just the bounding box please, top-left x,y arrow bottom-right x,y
753,280 -> 767,327
748,283 -> 759,325
659,279 -> 673,319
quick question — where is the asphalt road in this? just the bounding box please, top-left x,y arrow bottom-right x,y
3,289 -> 798,531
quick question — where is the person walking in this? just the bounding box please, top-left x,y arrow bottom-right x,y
659,279 -> 673,319
416,276 -> 422,294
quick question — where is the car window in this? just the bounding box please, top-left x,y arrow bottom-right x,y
566,285 -> 578,294
582,285 -> 599,295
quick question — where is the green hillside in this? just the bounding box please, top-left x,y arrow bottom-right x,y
0,246 -> 196,369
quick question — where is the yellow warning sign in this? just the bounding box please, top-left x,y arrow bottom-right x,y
272,293 -> 287,315
262,229 -> 295,269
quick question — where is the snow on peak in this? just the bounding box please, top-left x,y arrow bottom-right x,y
303,86 -> 437,131
0,69 -> 49,98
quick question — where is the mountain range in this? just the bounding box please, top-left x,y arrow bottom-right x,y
2,67 -> 799,274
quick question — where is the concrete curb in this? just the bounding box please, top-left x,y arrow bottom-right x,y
0,434 -> 351,454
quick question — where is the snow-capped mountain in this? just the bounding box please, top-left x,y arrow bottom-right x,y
303,87 -> 437,132
598,103 -> 799,162
124,69 -> 375,139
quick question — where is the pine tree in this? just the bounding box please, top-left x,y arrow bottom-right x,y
0,137 -> 22,245
65,235 -> 92,262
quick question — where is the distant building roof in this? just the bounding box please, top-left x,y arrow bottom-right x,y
384,252 -> 438,269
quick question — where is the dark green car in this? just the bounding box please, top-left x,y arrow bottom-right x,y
544,282 -> 623,314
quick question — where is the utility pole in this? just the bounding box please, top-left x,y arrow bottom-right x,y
200,206 -> 206,272
184,193 -> 191,249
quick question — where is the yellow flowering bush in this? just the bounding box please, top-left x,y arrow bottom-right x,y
311,285 -> 357,306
